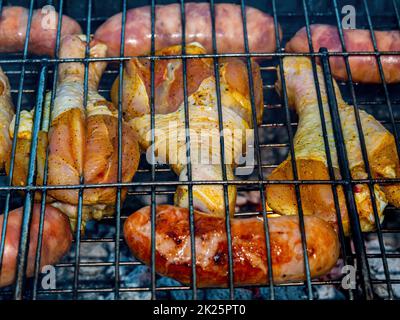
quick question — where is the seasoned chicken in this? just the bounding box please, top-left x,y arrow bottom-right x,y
44,35 -> 140,226
111,42 -> 264,125
7,94 -> 115,231
7,93 -> 51,191
0,66 -> 14,170
266,57 -> 399,234
129,43 -> 263,217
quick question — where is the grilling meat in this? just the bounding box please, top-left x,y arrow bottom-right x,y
266,57 -> 400,235
124,205 -> 340,287
0,66 -> 14,170
0,6 -> 82,56
130,43 -> 263,218
95,3 -> 281,58
46,35 -> 140,226
111,42 -> 263,123
6,94 -> 116,231
6,94 -> 50,191
285,24 -> 400,83
0,204 -> 72,288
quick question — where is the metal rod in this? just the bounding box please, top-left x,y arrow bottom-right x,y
209,0 -> 235,299
14,63 -> 48,299
272,0 -> 313,300
319,47 -> 373,300
179,0 -> 197,300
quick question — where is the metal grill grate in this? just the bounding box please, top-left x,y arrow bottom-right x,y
0,0 -> 399,300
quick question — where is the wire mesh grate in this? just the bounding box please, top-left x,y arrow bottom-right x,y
0,0 -> 398,300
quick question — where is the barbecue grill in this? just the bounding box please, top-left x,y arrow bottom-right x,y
0,0 -> 399,300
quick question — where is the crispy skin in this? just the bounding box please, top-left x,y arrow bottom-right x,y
95,3 -> 281,58
0,204 -> 72,288
286,24 -> 400,83
0,6 -> 81,56
266,57 -> 399,234
124,205 -> 339,287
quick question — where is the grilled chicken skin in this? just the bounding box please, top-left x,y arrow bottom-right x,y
111,42 -> 263,125
46,35 -> 140,226
124,205 -> 340,287
6,95 -> 116,231
266,57 -> 399,234
7,94 -> 50,191
130,43 -> 263,217
0,66 -> 14,170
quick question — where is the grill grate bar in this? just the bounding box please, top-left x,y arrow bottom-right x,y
179,0 -> 198,300
272,0 -> 314,300
209,0 -> 235,300
149,0 -> 157,301
332,0 -> 394,299
301,0 -> 354,300
113,0 -> 128,301
320,48 -> 374,299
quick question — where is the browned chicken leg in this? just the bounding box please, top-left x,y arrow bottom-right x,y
44,35 -> 140,227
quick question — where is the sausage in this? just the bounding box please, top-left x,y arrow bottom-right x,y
285,24 -> 400,83
124,205 -> 340,287
0,204 -> 72,288
94,3 -> 281,58
266,57 -> 397,235
0,6 -> 82,56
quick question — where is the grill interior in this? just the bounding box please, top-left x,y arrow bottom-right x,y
0,0 -> 399,300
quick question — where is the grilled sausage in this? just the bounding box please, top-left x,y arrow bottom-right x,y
0,204 -> 72,288
94,3 -> 281,58
285,24 -> 400,83
0,6 -> 82,56
124,205 -> 340,287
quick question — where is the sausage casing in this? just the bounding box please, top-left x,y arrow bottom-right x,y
0,6 -> 82,56
0,204 -> 72,288
124,205 -> 340,287
95,3 -> 281,58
